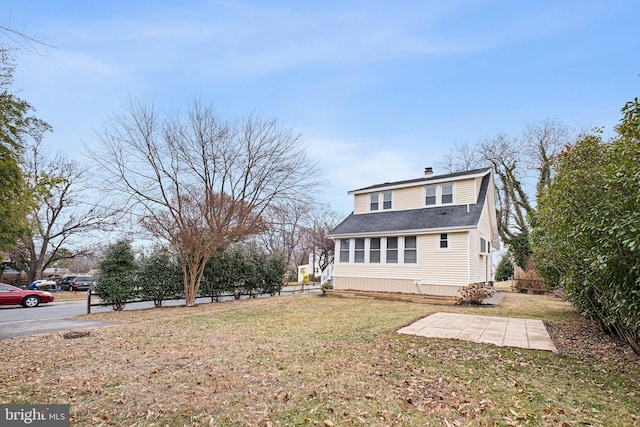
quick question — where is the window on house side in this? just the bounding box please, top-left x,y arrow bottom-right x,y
354,238 -> 365,263
404,236 -> 417,263
383,192 -> 392,209
439,234 -> 449,249
387,237 -> 398,263
370,194 -> 379,211
425,187 -> 436,206
480,238 -> 487,253
370,238 -> 381,263
442,184 -> 453,204
339,239 -> 350,262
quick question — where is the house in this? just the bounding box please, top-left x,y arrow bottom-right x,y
297,253 -> 335,284
328,167 -> 499,298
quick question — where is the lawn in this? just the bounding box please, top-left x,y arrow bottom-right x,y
1,293 -> 638,426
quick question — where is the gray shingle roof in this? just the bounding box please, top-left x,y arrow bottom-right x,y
330,171 -> 491,236
350,167 -> 491,193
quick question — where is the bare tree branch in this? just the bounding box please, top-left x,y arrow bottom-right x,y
9,142 -> 118,282
90,98 -> 322,306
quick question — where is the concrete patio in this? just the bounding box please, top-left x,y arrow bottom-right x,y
397,312 -> 557,352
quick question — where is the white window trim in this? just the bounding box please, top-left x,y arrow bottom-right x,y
403,235 -> 418,264
369,194 -> 379,211
339,239 -> 350,263
385,236 -> 399,264
339,236 -> 420,264
354,238 -> 365,263
382,191 -> 393,210
425,183 -> 455,207
369,191 -> 393,211
369,237 -> 381,264
437,233 -> 452,251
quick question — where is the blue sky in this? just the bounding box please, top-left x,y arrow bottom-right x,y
4,0 -> 639,215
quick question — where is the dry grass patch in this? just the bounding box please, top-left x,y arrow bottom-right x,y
1,293 -> 639,426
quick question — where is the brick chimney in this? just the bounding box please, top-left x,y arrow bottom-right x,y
424,167 -> 433,176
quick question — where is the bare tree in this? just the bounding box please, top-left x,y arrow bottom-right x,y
303,203 -> 342,276
91,99 -> 321,306
439,141 -> 482,173
254,200 -> 312,274
1,23 -> 54,54
9,142 -> 116,282
438,120 -> 573,269
522,119 -> 570,199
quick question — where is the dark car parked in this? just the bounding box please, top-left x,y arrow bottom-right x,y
60,276 -> 94,291
58,276 -> 75,291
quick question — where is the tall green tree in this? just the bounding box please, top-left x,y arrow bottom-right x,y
533,98 -> 640,355
137,247 -> 183,308
0,44 -> 51,250
93,240 -> 138,311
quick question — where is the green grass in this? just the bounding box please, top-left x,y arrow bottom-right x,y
1,293 -> 638,426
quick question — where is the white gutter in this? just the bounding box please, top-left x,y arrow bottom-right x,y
329,225 -> 476,239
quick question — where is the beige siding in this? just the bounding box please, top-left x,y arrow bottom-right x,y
420,232 -> 469,285
333,276 -> 463,297
353,193 -> 368,214
468,229 -> 482,283
352,177 -> 480,214
475,199 -> 494,282
454,178 -> 477,204
393,186 -> 423,210
477,197 -> 493,238
333,232 -> 471,297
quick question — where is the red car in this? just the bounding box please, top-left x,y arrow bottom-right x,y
0,283 -> 55,308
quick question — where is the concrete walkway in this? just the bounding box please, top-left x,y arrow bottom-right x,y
397,312 -> 557,352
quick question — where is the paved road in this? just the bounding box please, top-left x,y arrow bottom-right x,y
0,286 -> 321,340
0,301 -> 117,340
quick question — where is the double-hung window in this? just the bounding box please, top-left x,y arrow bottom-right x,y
354,238 -> 365,263
425,187 -> 436,206
382,192 -> 392,209
441,184 -> 453,204
425,184 -> 454,206
339,239 -> 350,262
404,236 -> 417,263
370,238 -> 381,263
386,237 -> 398,263
370,191 -> 392,211
370,194 -> 379,211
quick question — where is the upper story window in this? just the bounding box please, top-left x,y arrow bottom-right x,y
383,192 -> 392,209
425,187 -> 436,206
370,194 -> 379,211
370,191 -> 392,211
442,184 -> 453,204
425,184 -> 454,206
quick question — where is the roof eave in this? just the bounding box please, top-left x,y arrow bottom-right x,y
328,225 -> 476,239
348,168 -> 491,195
